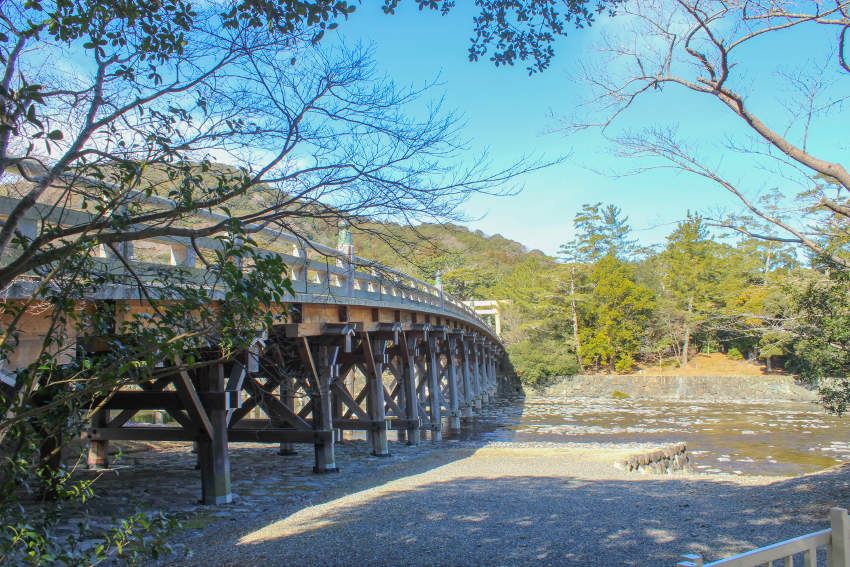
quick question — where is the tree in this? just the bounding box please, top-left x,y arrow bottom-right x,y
568,202 -> 637,262
559,202 -> 638,369
653,214 -> 722,366
567,0 -> 850,268
0,2 -> 535,560
579,253 -> 654,372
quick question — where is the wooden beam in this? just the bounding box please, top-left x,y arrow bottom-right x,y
173,367 -> 214,440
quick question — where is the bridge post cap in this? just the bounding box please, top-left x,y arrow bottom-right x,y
321,322 -> 359,335
429,324 -> 449,338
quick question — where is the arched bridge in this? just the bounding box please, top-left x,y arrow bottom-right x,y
0,194 -> 506,505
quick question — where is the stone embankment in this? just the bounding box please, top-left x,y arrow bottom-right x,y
535,374 -> 816,402
616,442 -> 690,474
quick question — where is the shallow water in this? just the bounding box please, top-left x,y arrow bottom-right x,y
474,396 -> 850,476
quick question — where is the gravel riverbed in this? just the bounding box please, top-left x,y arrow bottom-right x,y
59,396 -> 850,566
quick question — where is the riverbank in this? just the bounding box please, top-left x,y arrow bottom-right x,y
45,395 -> 849,565
169,442 -> 850,566
532,374 -> 816,402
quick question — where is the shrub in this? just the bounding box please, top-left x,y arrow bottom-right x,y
615,354 -> 636,373
506,339 -> 580,387
611,390 -> 630,399
727,347 -> 744,360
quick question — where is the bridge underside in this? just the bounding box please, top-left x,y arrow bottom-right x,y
80,302 -> 505,504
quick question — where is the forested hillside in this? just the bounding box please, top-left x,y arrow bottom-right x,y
332,204 -> 848,403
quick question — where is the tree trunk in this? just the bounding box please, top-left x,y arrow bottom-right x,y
569,266 -> 584,372
681,296 -> 694,367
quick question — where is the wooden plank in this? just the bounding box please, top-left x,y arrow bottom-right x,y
228,428 -> 333,444
332,418 -> 388,431
86,426 -> 196,442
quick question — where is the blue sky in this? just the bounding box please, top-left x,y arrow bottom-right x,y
331,3 -> 849,256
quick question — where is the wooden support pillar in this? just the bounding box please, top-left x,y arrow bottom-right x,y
332,370 -> 344,443
472,340 -> 483,410
482,347 -> 493,403
310,342 -> 340,473
446,336 -> 462,432
196,363 -> 233,505
401,333 -> 421,445
86,409 -> 110,468
363,334 -> 390,457
490,349 -> 499,398
426,334 -> 442,442
461,338 -> 474,419
392,356 -> 407,443
278,375 -> 297,456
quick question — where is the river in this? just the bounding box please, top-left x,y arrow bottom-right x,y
467,395 -> 850,476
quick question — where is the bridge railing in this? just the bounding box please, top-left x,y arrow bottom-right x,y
0,191 -> 496,337
677,507 -> 850,567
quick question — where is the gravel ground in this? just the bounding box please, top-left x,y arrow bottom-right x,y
51,396 -> 850,566
160,443 -> 850,567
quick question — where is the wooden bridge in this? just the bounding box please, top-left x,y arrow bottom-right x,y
0,192 -> 505,505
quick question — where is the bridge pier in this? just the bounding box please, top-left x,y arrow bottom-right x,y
445,334 -> 462,432
472,339 -> 483,410
315,344 -> 340,473
363,333 -> 390,457
425,333 -> 442,442
278,374 -> 298,456
86,409 -> 110,469
401,332 -> 421,445
460,336 -> 474,420
196,363 -> 233,505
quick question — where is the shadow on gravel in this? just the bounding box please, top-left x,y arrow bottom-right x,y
224,465 -> 850,567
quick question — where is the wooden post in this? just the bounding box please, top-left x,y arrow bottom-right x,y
278,374 -> 297,456
86,409 -> 110,468
831,507 -> 850,567
426,334 -> 442,442
392,354 -> 407,443
472,340 -> 483,410
311,343 -> 339,473
490,348 -> 498,397
363,334 -> 390,457
197,363 -> 233,505
446,336 -> 461,432
332,369 -> 344,444
461,337 -> 474,419
402,333 -> 421,445
485,347 -> 495,402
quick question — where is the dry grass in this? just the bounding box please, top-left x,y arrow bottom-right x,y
634,353 -> 783,377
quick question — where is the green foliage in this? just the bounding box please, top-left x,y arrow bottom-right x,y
1,508 -> 182,565
566,202 -> 637,262
507,339 -> 580,386
727,347 -> 743,360
786,269 -> 850,382
579,254 -> 654,372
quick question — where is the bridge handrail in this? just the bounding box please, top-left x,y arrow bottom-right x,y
676,507 -> 849,567
0,192 -> 497,339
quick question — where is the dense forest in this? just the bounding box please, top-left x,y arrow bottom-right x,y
337,203 -> 849,405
